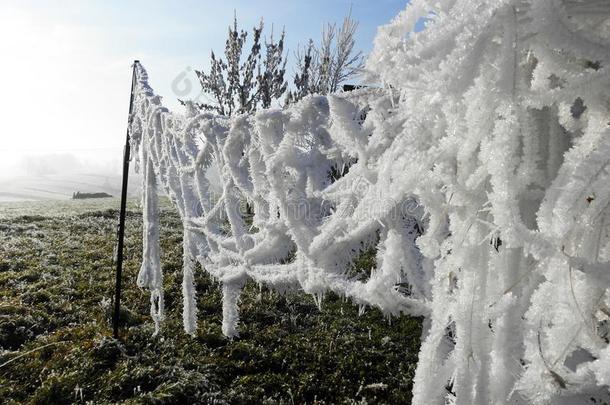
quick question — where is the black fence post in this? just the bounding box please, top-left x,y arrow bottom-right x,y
113,60 -> 139,339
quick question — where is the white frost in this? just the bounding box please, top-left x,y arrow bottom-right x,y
129,1 -> 610,403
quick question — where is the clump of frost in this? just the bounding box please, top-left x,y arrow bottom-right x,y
129,1 -> 610,403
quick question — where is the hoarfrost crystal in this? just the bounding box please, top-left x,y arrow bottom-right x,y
129,1 -> 610,403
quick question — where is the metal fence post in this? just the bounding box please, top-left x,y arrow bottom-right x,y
113,60 -> 139,339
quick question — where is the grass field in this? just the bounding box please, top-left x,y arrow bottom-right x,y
0,198 -> 422,404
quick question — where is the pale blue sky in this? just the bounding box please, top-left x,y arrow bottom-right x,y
0,0 -> 407,174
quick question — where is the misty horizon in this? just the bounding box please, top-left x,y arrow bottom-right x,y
0,151 -> 141,202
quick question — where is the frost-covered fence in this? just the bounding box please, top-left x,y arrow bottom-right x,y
129,69 -> 429,336
129,0 -> 610,404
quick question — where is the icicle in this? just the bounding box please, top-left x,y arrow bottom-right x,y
313,292 -> 324,311
137,153 -> 164,334
182,230 -> 198,335
222,282 -> 242,338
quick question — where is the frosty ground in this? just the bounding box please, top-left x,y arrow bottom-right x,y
0,198 -> 422,404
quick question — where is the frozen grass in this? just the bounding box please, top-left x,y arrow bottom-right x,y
0,198 -> 422,404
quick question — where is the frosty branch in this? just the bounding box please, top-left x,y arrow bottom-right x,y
193,15 -> 287,116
